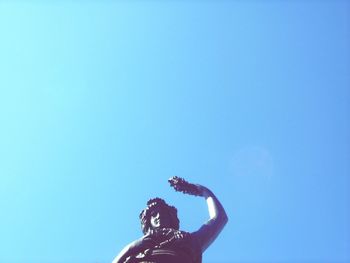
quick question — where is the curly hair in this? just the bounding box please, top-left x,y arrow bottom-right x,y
139,197 -> 180,234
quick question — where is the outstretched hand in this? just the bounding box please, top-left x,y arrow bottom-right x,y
168,176 -> 211,198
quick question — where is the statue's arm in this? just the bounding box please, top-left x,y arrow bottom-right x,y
112,238 -> 143,263
168,177 -> 228,252
192,186 -> 228,252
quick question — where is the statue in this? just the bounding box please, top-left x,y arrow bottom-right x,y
112,176 -> 228,263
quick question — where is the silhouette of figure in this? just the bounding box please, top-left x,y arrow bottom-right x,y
112,177 -> 228,263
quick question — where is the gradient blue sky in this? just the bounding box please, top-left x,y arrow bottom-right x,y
0,1 -> 349,263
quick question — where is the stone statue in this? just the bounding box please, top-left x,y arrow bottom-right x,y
112,176 -> 228,263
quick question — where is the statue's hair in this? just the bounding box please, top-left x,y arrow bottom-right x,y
139,197 -> 180,234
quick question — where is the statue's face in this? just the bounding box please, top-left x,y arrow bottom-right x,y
150,209 -> 172,229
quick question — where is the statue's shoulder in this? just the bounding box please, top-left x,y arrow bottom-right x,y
112,236 -> 145,263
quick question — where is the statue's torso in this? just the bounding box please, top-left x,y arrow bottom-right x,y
126,228 -> 202,263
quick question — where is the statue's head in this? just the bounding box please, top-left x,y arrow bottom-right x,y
139,198 -> 180,234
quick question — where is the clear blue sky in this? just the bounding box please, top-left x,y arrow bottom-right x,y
0,1 -> 349,263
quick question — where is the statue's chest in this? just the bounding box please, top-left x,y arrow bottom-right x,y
144,228 -> 190,249
131,229 -> 201,263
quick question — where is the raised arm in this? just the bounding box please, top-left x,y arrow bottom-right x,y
192,185 -> 228,251
168,177 -> 228,252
